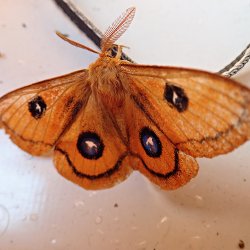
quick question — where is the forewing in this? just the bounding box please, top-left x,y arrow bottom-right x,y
0,70 -> 89,155
54,95 -> 132,190
121,64 -> 250,158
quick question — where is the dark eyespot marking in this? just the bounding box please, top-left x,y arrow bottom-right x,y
140,127 -> 162,158
28,96 -> 47,119
77,132 -> 104,160
164,84 -> 188,112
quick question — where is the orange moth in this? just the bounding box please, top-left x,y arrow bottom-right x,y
0,7 -> 249,190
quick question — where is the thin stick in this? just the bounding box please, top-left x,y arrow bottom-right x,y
218,44 -> 250,77
54,0 -> 134,62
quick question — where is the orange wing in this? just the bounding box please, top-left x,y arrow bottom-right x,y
121,63 -> 250,158
123,95 -> 198,190
0,70 -> 90,155
53,94 -> 132,190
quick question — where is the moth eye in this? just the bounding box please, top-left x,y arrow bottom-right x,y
140,127 -> 162,157
164,84 -> 189,112
77,132 -> 104,160
28,96 -> 47,119
107,45 -> 119,58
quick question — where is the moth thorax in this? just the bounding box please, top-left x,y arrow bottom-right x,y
89,58 -> 126,107
96,76 -> 126,108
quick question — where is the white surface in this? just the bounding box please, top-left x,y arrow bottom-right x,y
0,0 -> 250,249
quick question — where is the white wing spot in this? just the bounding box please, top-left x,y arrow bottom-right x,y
35,103 -> 42,113
146,137 -> 154,146
86,140 -> 98,151
172,91 -> 178,104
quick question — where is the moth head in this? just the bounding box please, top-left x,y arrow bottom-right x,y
105,44 -> 131,61
56,7 -> 135,59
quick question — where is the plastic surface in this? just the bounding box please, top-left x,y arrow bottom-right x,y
0,1 -> 250,249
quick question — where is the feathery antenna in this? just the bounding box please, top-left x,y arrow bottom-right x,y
101,7 -> 136,53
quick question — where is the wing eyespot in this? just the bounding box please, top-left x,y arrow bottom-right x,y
164,83 -> 189,112
139,127 -> 162,157
77,132 -> 104,160
28,96 -> 47,119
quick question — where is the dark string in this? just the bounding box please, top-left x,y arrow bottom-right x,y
54,0 -> 249,77
54,0 -> 134,62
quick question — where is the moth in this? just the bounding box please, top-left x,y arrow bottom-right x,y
0,7 -> 250,190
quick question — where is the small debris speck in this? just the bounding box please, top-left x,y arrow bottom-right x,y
22,23 -> 27,28
95,216 -> 103,224
114,203 -> 118,208
238,239 -> 245,249
51,239 -> 57,244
